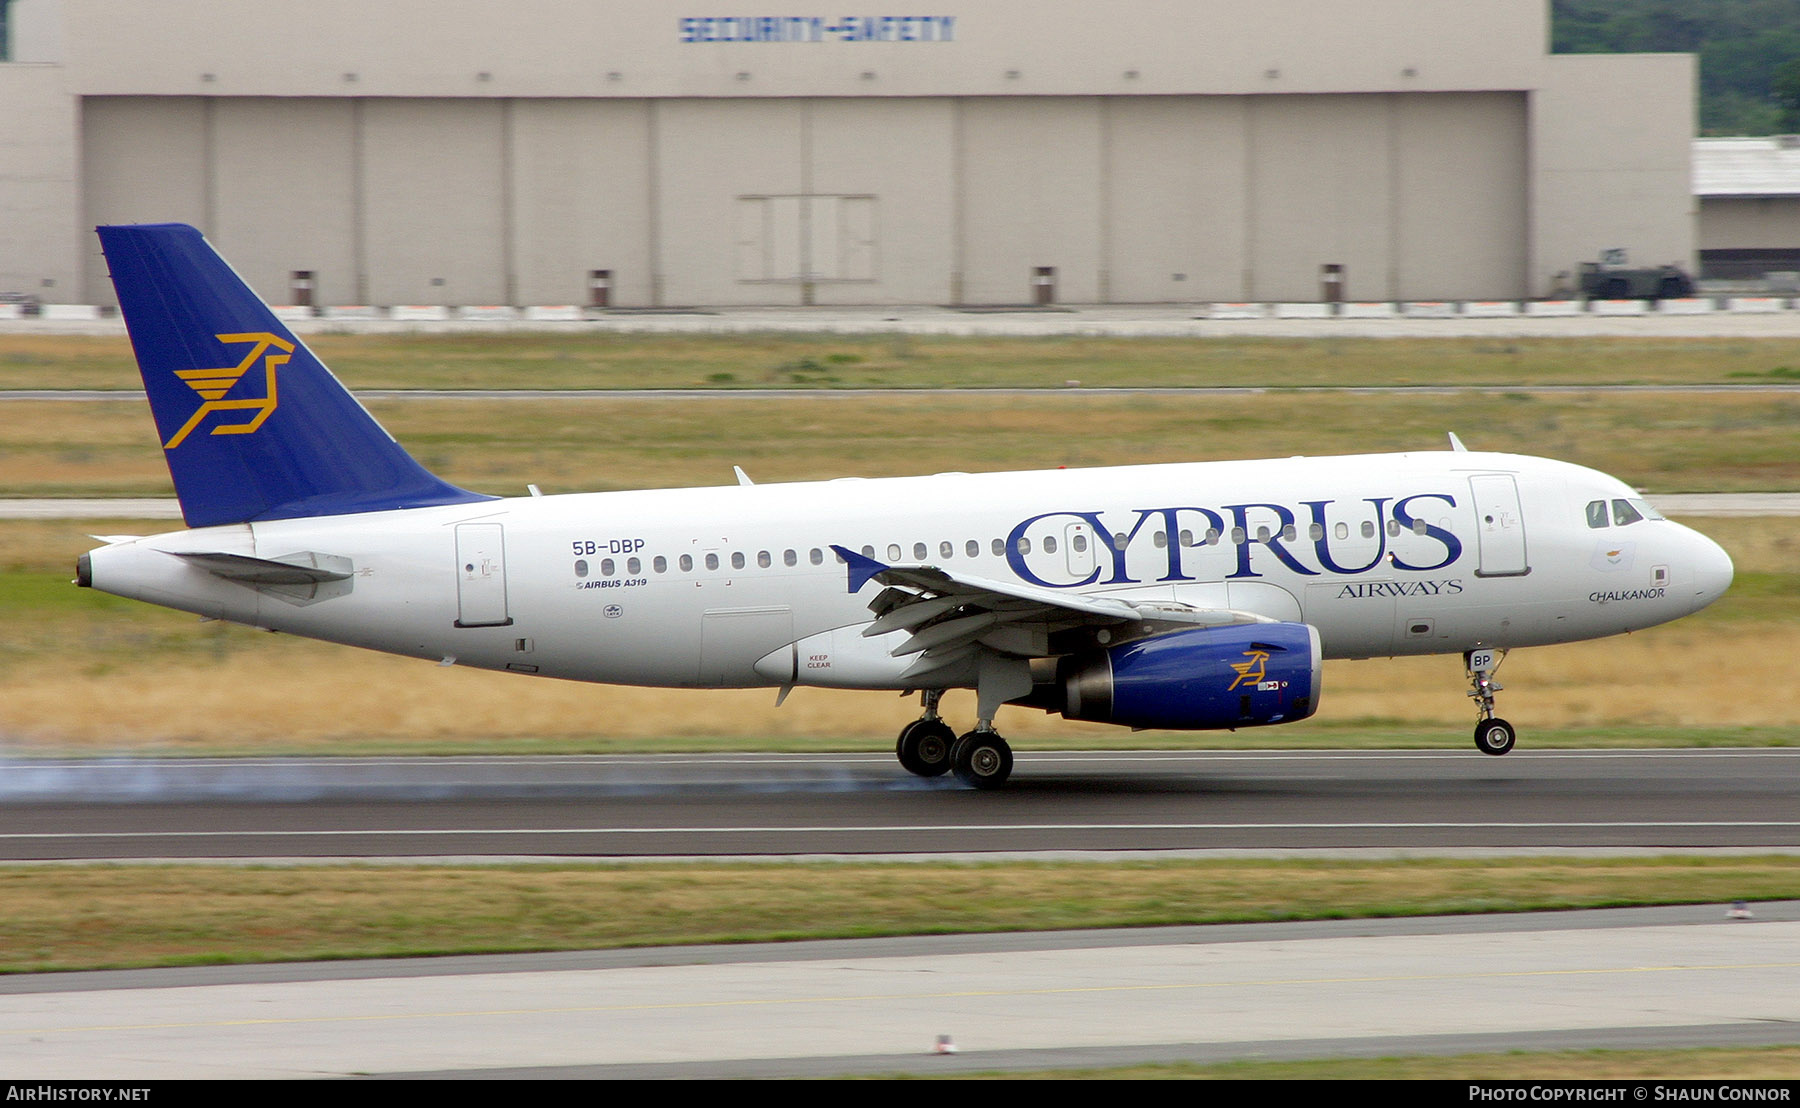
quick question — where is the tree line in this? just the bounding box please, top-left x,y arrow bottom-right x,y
1553,0 -> 1800,134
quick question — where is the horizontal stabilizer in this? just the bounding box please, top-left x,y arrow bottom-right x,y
174,551 -> 352,585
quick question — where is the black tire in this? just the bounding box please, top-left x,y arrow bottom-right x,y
951,730 -> 1014,789
1473,717 -> 1516,757
1657,277 -> 1686,300
896,718 -> 955,777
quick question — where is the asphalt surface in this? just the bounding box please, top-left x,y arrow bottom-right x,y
4,749 -> 1796,1076
3,902 -> 1797,1078
4,749 -> 1797,861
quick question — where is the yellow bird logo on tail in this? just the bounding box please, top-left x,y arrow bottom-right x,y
164,332 -> 295,449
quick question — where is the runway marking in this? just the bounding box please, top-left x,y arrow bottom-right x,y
9,749 -> 1800,770
5,820 -> 1800,841
7,958 -> 1799,1038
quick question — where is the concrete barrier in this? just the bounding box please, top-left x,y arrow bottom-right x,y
1401,301 -> 1457,318
0,304 -> 22,321
456,305 -> 521,321
391,305 -> 451,321
1274,302 -> 1333,319
1461,301 -> 1520,317
269,305 -> 313,322
1340,302 -> 1396,318
323,305 -> 382,320
41,303 -> 100,320
1726,297 -> 1788,313
1590,299 -> 1649,316
1656,298 -> 1715,314
1203,303 -> 1269,319
523,305 -> 583,321
1524,300 -> 1582,317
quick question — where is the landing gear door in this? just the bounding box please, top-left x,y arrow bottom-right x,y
455,522 -> 513,627
1469,474 -> 1529,577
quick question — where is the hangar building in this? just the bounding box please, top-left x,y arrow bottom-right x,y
1693,136 -> 1800,283
0,0 -> 1696,308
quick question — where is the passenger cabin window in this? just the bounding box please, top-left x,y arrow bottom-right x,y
1587,500 -> 1609,529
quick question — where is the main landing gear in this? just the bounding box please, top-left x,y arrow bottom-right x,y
1466,648 -> 1516,756
895,690 -> 1014,789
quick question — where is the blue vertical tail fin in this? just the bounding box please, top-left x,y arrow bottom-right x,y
97,223 -> 493,528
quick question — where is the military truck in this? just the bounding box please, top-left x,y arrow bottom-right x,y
1578,250 -> 1694,300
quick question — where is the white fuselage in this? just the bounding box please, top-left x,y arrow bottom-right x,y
84,450 -> 1734,694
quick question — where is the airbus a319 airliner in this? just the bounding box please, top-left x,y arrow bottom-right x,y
77,224 -> 1735,787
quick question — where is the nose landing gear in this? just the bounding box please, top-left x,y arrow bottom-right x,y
1466,648 -> 1515,756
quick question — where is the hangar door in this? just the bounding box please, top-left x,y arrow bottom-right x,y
736,195 -> 876,284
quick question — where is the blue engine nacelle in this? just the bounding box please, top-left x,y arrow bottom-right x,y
1052,622 -> 1322,730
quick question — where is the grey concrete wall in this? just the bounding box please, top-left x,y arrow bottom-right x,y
0,64 -> 79,297
28,3 -> 1687,309
1531,53 -> 1697,296
1700,197 -> 1800,251
61,0 -> 1547,100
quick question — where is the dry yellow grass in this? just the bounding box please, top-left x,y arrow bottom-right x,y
3,511 -> 1792,752
2,618 -> 1792,751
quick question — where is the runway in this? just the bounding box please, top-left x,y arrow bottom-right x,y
4,749 -> 1797,860
4,750 -> 1797,1076
2,904 -> 1797,1078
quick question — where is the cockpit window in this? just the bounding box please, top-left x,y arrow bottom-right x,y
1586,500 -> 1609,529
1612,499 -> 1644,526
1630,497 -> 1664,521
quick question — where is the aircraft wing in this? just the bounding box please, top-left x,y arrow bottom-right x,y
830,545 -> 1269,678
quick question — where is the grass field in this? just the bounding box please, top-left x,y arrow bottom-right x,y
4,389 -> 1799,499
5,858 -> 1797,975
8,331 -> 1800,391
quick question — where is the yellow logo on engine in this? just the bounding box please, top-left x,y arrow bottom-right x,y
164,332 -> 295,449
1227,649 -> 1269,690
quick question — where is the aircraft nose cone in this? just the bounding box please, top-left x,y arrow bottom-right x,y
1691,532 -> 1734,608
